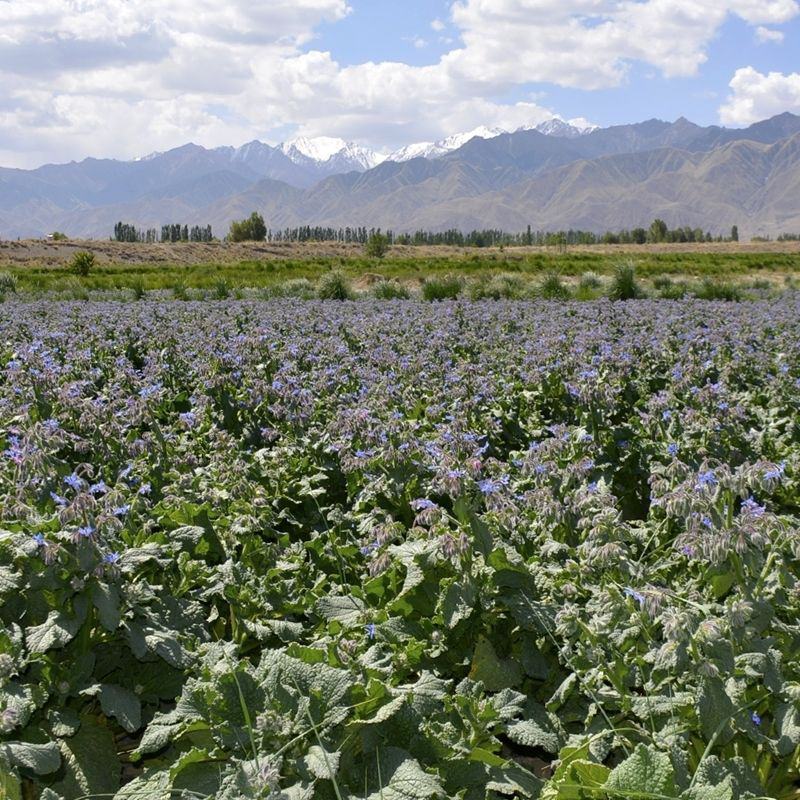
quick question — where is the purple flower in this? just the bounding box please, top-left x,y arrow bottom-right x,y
113,505 -> 131,517
667,443 -> 679,457
89,481 -> 108,495
695,470 -> 717,490
411,498 -> 436,511
624,587 -> 645,605
77,526 -> 95,538
50,491 -> 67,507
751,711 -> 762,727
64,473 -> 82,490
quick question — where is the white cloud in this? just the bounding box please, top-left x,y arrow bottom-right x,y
719,67 -> 800,125
1,0 -> 799,166
755,25 -> 785,42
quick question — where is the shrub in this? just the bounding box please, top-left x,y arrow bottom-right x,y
471,273 -> 526,300
69,251 -> 95,277
270,278 -> 316,299
215,279 -> 231,300
317,271 -> 354,300
579,272 -> 602,289
365,232 -> 389,259
228,212 -> 267,242
0,272 -> 17,294
695,280 -> 742,302
130,278 -> 146,301
51,231 -> 68,241
539,273 -> 571,300
171,281 -> 189,300
373,280 -> 410,299
609,263 -> 642,300
422,275 -> 462,301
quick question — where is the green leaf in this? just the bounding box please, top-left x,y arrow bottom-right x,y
605,744 -> 676,797
316,595 -> 366,624
0,741 -> 61,775
775,701 -> 800,756
507,705 -> 563,754
92,583 -> 121,631
51,716 -> 121,798
680,780 -> 734,800
366,749 -> 444,800
697,678 -> 734,742
442,576 -> 477,629
99,684 -> 142,733
0,764 -> 22,800
0,566 -> 20,595
304,745 -> 341,780
469,635 -> 522,691
25,610 -> 83,654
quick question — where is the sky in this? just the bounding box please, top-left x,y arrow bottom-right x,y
1,0 -> 799,168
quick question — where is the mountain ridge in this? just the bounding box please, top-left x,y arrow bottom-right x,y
1,113 -> 800,239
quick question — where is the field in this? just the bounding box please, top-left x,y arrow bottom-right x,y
1,297 -> 799,800
1,240 -> 800,299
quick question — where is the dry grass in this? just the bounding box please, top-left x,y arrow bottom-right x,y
2,238 -> 799,268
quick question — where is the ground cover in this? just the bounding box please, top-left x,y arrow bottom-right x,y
0,299 -> 799,799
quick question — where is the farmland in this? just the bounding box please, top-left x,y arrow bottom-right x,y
0,240 -> 799,299
1,297 -> 800,800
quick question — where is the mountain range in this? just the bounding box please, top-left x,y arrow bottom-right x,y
1,114 -> 799,239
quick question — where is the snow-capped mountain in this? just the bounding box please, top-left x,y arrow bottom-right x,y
387,119 -> 595,162
388,126 -> 507,162
281,137 -> 386,172
529,118 -> 598,137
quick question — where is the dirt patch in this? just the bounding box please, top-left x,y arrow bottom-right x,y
1,238 -> 798,268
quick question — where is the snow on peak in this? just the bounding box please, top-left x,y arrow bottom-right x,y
530,118 -> 598,137
281,137 -> 386,169
388,126 -> 508,163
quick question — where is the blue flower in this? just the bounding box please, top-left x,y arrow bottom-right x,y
751,711 -> 762,727
411,498 -> 436,511
365,623 -> 376,640
764,463 -> 785,482
741,497 -> 766,518
50,492 -> 67,507
624,587 -> 645,605
64,474 -> 82,490
103,552 -> 120,564
695,470 -> 717,490
667,443 -> 679,457
32,533 -> 46,547
89,481 -> 108,495
77,526 -> 95,538
113,505 -> 131,517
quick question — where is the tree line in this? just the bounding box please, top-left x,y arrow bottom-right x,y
115,215 -> 744,247
113,222 -> 213,243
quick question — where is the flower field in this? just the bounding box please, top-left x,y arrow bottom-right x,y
1,298 -> 799,800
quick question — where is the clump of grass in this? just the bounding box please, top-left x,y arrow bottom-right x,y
579,271 -> 602,289
695,280 -> 742,301
422,275 -> 462,301
171,281 -> 190,300
130,278 -> 146,301
657,279 -> 689,300
267,279 -> 316,299
609,263 -> 642,300
373,280 -> 410,299
215,279 -> 231,299
0,272 -> 17,294
470,272 -> 526,300
317,271 -> 354,300
539,273 -> 571,300
69,251 -> 95,277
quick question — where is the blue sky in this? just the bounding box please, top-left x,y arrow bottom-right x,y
1,0 -> 799,167
312,2 -> 800,129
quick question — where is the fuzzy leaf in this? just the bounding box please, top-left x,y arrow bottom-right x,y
442,576 -> 477,629
51,717 -> 120,798
469,635 -> 522,691
605,744 -> 676,796
0,741 -> 61,775
304,745 -> 341,780
25,611 -> 83,654
316,595 -> 366,624
99,684 -> 142,733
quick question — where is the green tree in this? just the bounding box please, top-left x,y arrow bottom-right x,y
731,225 -> 739,242
648,219 -> 668,243
69,251 -> 95,277
365,232 -> 389,259
228,212 -> 267,242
